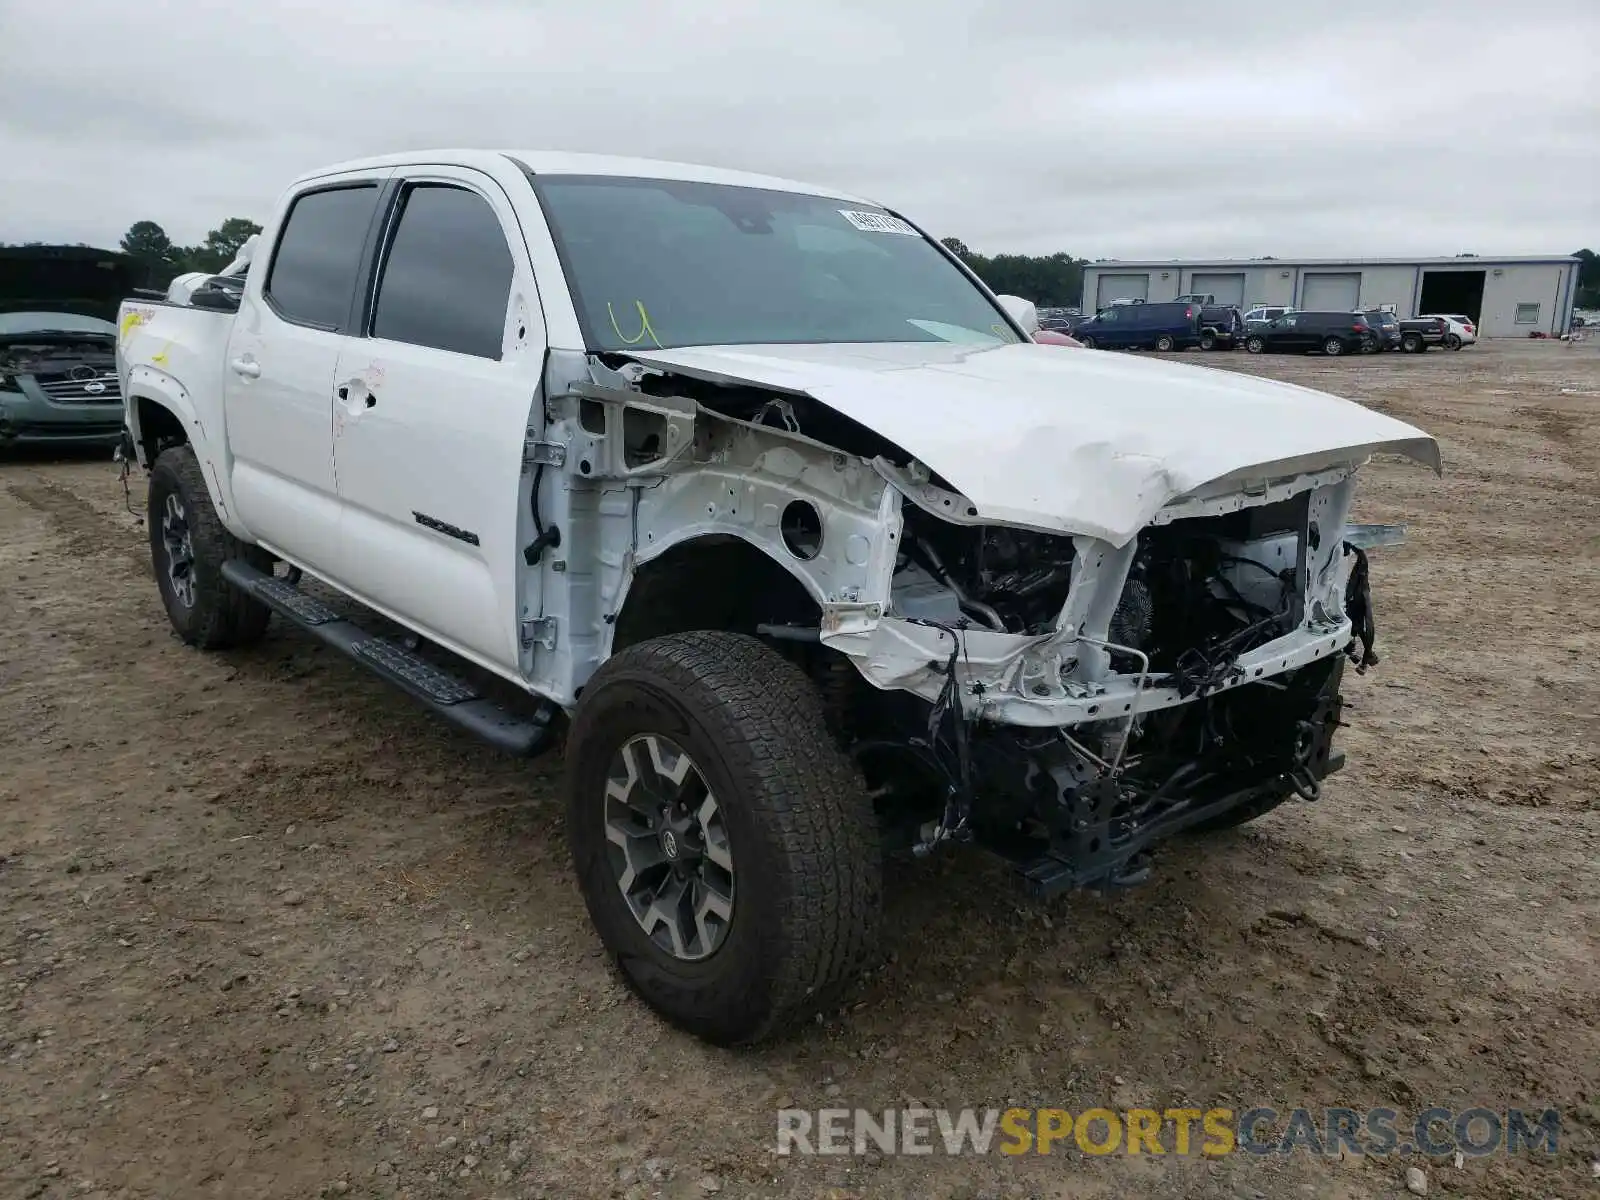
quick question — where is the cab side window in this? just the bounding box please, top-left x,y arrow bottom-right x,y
265,184 -> 382,331
371,184 -> 514,359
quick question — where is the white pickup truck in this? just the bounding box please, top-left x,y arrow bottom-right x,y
116,150 -> 1439,1045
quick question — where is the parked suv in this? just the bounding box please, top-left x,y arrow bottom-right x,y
1244,311 -> 1376,356
1075,301 -> 1201,351
1243,305 -> 1294,331
1361,309 -> 1402,352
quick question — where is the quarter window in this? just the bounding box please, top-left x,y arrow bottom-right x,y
1514,302 -> 1540,325
265,184 -> 381,331
372,184 -> 514,359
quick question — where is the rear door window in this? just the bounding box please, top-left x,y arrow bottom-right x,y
370,184 -> 515,359
265,184 -> 382,331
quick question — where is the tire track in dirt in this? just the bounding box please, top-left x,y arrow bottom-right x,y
4,472 -> 151,577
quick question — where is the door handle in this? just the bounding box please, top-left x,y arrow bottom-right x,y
230,358 -> 261,379
337,384 -> 376,410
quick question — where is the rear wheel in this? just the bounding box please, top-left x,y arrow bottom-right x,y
148,445 -> 273,649
1199,333 -> 1216,351
565,631 -> 882,1045
1445,333 -> 1462,350
1155,334 -> 1176,352
1401,332 -> 1423,353
1245,335 -> 1266,354
1323,336 -> 1345,356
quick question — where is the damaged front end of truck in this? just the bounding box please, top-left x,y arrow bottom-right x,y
546,343 -> 1439,896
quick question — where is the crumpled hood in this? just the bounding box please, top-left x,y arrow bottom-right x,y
626,340 -> 1440,545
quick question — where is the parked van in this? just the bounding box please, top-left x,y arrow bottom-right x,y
1075,302 -> 1202,351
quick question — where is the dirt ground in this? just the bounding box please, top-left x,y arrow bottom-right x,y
1,340 -> 1596,1200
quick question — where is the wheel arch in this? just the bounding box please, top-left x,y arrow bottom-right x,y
125,371 -> 202,467
607,533 -> 825,658
127,383 -> 253,540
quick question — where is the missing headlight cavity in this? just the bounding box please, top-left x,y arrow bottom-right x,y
780,499 -> 823,561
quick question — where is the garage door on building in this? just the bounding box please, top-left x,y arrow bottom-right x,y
1095,273 -> 1149,308
1300,272 -> 1361,311
1190,272 -> 1245,307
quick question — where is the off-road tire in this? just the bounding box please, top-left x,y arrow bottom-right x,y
1155,334 -> 1176,352
1401,332 -> 1424,353
565,631 -> 882,1045
1245,335 -> 1266,354
149,445 -> 272,649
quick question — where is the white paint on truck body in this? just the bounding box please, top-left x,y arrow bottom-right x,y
117,148 -> 1440,717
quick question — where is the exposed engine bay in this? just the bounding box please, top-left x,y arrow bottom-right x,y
856,495 -> 1365,890
1,334 -> 117,379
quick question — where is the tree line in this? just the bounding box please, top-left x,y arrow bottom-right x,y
941,238 -> 1089,308
114,218 -> 263,287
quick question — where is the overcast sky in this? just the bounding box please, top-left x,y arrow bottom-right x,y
2,1 -> 1596,259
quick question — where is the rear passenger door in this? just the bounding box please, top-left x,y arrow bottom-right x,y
225,172 -> 391,572
330,168 -> 547,672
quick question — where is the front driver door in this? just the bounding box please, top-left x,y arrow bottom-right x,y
1093,308 -> 1123,345
330,168 -> 548,673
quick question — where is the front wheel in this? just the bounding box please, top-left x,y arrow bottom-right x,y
148,445 -> 273,649
1245,336 -> 1266,354
1078,335 -> 1096,350
1155,334 -> 1176,352
565,632 -> 882,1045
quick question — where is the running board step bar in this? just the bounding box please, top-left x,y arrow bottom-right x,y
220,560 -> 556,757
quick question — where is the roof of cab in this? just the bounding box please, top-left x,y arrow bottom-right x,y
295,150 -> 878,206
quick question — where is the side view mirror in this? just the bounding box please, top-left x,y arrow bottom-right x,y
995,294 -> 1040,335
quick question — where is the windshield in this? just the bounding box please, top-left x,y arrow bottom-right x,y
0,311 -> 117,336
532,176 -> 1021,351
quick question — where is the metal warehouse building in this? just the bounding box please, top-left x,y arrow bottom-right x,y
1080,256 -> 1581,338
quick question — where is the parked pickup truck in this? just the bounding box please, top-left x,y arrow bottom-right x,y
116,150 -> 1439,1045
1396,315 -> 1449,353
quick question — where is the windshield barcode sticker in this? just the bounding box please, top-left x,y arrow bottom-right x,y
839,209 -> 919,235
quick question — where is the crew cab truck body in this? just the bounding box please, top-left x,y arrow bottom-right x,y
118,150 -> 1439,1046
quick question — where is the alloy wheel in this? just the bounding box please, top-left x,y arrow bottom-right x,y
161,492 -> 196,609
603,733 -> 735,961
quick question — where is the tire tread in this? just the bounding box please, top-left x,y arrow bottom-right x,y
150,445 -> 272,650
